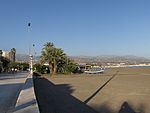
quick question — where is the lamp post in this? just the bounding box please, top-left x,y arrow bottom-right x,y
29,54 -> 33,74
28,22 -> 34,74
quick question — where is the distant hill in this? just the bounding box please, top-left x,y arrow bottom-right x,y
16,54 -> 150,64
16,54 -> 29,62
69,55 -> 150,64
16,54 -> 40,63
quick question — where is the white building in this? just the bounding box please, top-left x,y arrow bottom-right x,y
2,51 -> 11,60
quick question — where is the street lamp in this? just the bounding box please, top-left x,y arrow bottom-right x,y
29,44 -> 35,74
29,54 -> 33,74
28,22 -> 34,74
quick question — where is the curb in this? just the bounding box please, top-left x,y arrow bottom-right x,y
13,74 -> 40,113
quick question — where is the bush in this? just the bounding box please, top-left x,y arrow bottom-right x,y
33,63 -> 50,74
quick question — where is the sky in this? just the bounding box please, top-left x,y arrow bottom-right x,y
0,0 -> 150,57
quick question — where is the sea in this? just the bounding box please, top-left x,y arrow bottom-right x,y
128,66 -> 150,68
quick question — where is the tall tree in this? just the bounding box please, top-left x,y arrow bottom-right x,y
11,48 -> 16,62
0,50 -> 3,57
40,42 -> 55,75
40,42 -> 77,75
40,42 -> 69,75
0,50 -> 3,72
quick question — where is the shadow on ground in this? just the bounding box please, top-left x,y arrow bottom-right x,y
33,73 -> 98,113
14,99 -> 37,112
13,77 -> 36,112
33,73 -> 145,113
21,77 -> 33,90
119,102 -> 137,113
93,102 -> 145,113
0,83 -> 24,113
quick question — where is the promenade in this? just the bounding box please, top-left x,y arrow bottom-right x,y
0,72 -> 27,113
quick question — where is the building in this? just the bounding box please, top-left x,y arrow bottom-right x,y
2,51 -> 11,60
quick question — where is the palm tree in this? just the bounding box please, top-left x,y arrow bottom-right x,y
41,42 -> 77,75
0,50 -> 3,72
41,42 -> 68,75
41,42 -> 55,75
53,48 -> 66,74
11,48 -> 16,62
0,50 -> 3,57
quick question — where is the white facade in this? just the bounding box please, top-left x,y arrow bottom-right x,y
2,51 -> 11,60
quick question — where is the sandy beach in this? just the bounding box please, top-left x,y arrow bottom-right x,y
34,67 -> 150,113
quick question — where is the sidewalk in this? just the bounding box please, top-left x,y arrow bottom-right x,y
13,74 -> 39,113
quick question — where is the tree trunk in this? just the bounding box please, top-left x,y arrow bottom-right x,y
49,62 -> 53,76
13,53 -> 15,62
52,63 -> 57,75
53,64 -> 57,75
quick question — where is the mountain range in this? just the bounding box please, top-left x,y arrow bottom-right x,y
16,54 -> 150,64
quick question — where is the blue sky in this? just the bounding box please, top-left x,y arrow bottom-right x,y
0,0 -> 150,57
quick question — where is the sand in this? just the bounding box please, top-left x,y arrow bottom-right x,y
34,67 -> 150,113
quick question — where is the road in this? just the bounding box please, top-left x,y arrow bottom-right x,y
0,72 -> 28,113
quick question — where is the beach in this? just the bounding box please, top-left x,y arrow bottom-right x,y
34,67 -> 150,113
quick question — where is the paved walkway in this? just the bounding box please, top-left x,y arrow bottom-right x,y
13,74 -> 39,113
0,72 -> 27,113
